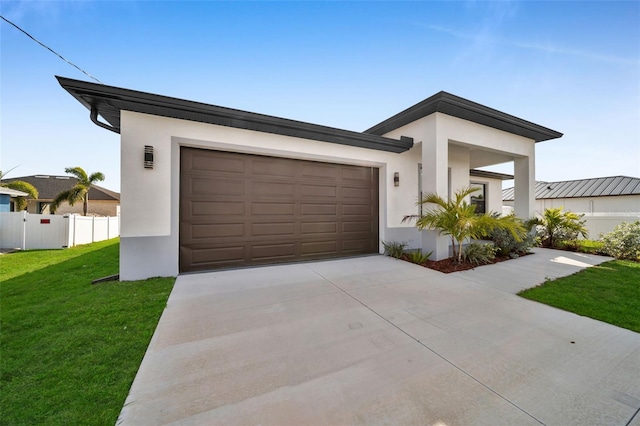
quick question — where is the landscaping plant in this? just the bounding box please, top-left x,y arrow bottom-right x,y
406,249 -> 432,264
601,221 -> 640,261
533,207 -> 588,248
487,213 -> 536,258
463,242 -> 497,265
381,240 -> 408,259
402,186 -> 526,263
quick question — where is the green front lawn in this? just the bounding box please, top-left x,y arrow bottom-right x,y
1,239 -> 175,425
519,260 -> 640,333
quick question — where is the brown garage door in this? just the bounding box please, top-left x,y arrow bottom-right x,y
180,147 -> 379,272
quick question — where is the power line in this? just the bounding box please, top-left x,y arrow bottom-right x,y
0,15 -> 103,84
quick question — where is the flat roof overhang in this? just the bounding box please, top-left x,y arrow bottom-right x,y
56,76 -> 414,154
365,91 -> 563,143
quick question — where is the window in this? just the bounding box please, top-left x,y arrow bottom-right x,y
470,182 -> 486,214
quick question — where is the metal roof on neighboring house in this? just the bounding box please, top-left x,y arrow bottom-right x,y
56,76 -> 414,154
2,175 -> 120,201
502,176 -> 640,201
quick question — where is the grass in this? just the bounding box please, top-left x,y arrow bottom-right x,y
1,239 -> 175,425
519,260 -> 640,333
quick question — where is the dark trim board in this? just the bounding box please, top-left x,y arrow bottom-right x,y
365,91 -> 562,142
56,76 -> 414,153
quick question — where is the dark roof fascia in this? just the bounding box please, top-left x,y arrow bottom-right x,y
56,76 -> 413,154
365,91 -> 563,143
470,169 -> 514,181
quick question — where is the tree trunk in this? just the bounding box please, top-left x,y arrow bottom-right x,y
83,195 -> 88,216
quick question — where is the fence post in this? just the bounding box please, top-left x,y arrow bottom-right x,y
21,211 -> 27,251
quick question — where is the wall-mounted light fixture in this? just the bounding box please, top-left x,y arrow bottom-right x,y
394,172 -> 400,187
144,145 -> 154,169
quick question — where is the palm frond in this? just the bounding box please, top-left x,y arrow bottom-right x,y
64,167 -> 89,182
3,181 -> 39,199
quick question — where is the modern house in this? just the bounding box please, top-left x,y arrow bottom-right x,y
2,175 -> 120,216
58,76 -> 562,280
503,176 -> 640,236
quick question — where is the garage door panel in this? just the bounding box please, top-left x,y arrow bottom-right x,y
342,204 -> 371,216
190,223 -> 246,239
192,201 -> 245,216
343,238 -> 375,252
342,166 -> 374,182
301,240 -> 338,255
191,178 -> 245,196
252,181 -> 296,197
187,245 -> 246,266
251,243 -> 296,260
301,204 -> 336,215
300,163 -> 341,180
251,202 -> 295,215
301,222 -> 337,235
180,147 -> 378,272
192,155 -> 245,173
343,221 -> 372,232
251,222 -> 295,236
342,186 -> 374,199
300,184 -> 337,198
252,159 -> 296,177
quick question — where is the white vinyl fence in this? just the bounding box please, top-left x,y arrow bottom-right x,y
581,213 -> 640,239
501,207 -> 640,239
0,212 -> 119,250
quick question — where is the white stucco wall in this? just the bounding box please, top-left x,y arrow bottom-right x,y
379,112 -> 537,259
119,109 -> 540,278
119,111 -> 423,280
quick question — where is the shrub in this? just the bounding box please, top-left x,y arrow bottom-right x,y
577,239 -> 605,254
488,214 -> 536,258
381,241 -> 408,259
406,250 -> 432,264
463,242 -> 497,265
601,221 -> 640,261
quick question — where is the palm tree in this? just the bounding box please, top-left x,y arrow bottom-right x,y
0,170 -> 39,211
534,207 -> 588,248
50,167 -> 105,216
402,186 -> 526,263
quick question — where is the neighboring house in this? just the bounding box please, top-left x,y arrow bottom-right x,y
2,175 -> 120,216
58,76 -> 562,280
0,187 -> 28,212
503,176 -> 640,236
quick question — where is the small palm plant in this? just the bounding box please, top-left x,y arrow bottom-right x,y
50,167 -> 105,216
533,207 -> 588,248
0,170 -> 39,211
403,186 -> 526,263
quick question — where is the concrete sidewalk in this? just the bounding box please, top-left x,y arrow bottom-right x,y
453,247 -> 615,293
118,251 -> 639,425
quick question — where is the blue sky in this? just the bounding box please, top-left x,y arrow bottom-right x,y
1,1 -> 639,192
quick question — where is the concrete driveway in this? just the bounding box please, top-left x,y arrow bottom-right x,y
118,250 -> 640,425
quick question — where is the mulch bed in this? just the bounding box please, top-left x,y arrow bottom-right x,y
402,252 -> 532,273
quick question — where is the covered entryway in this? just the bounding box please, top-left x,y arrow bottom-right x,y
180,147 -> 379,272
